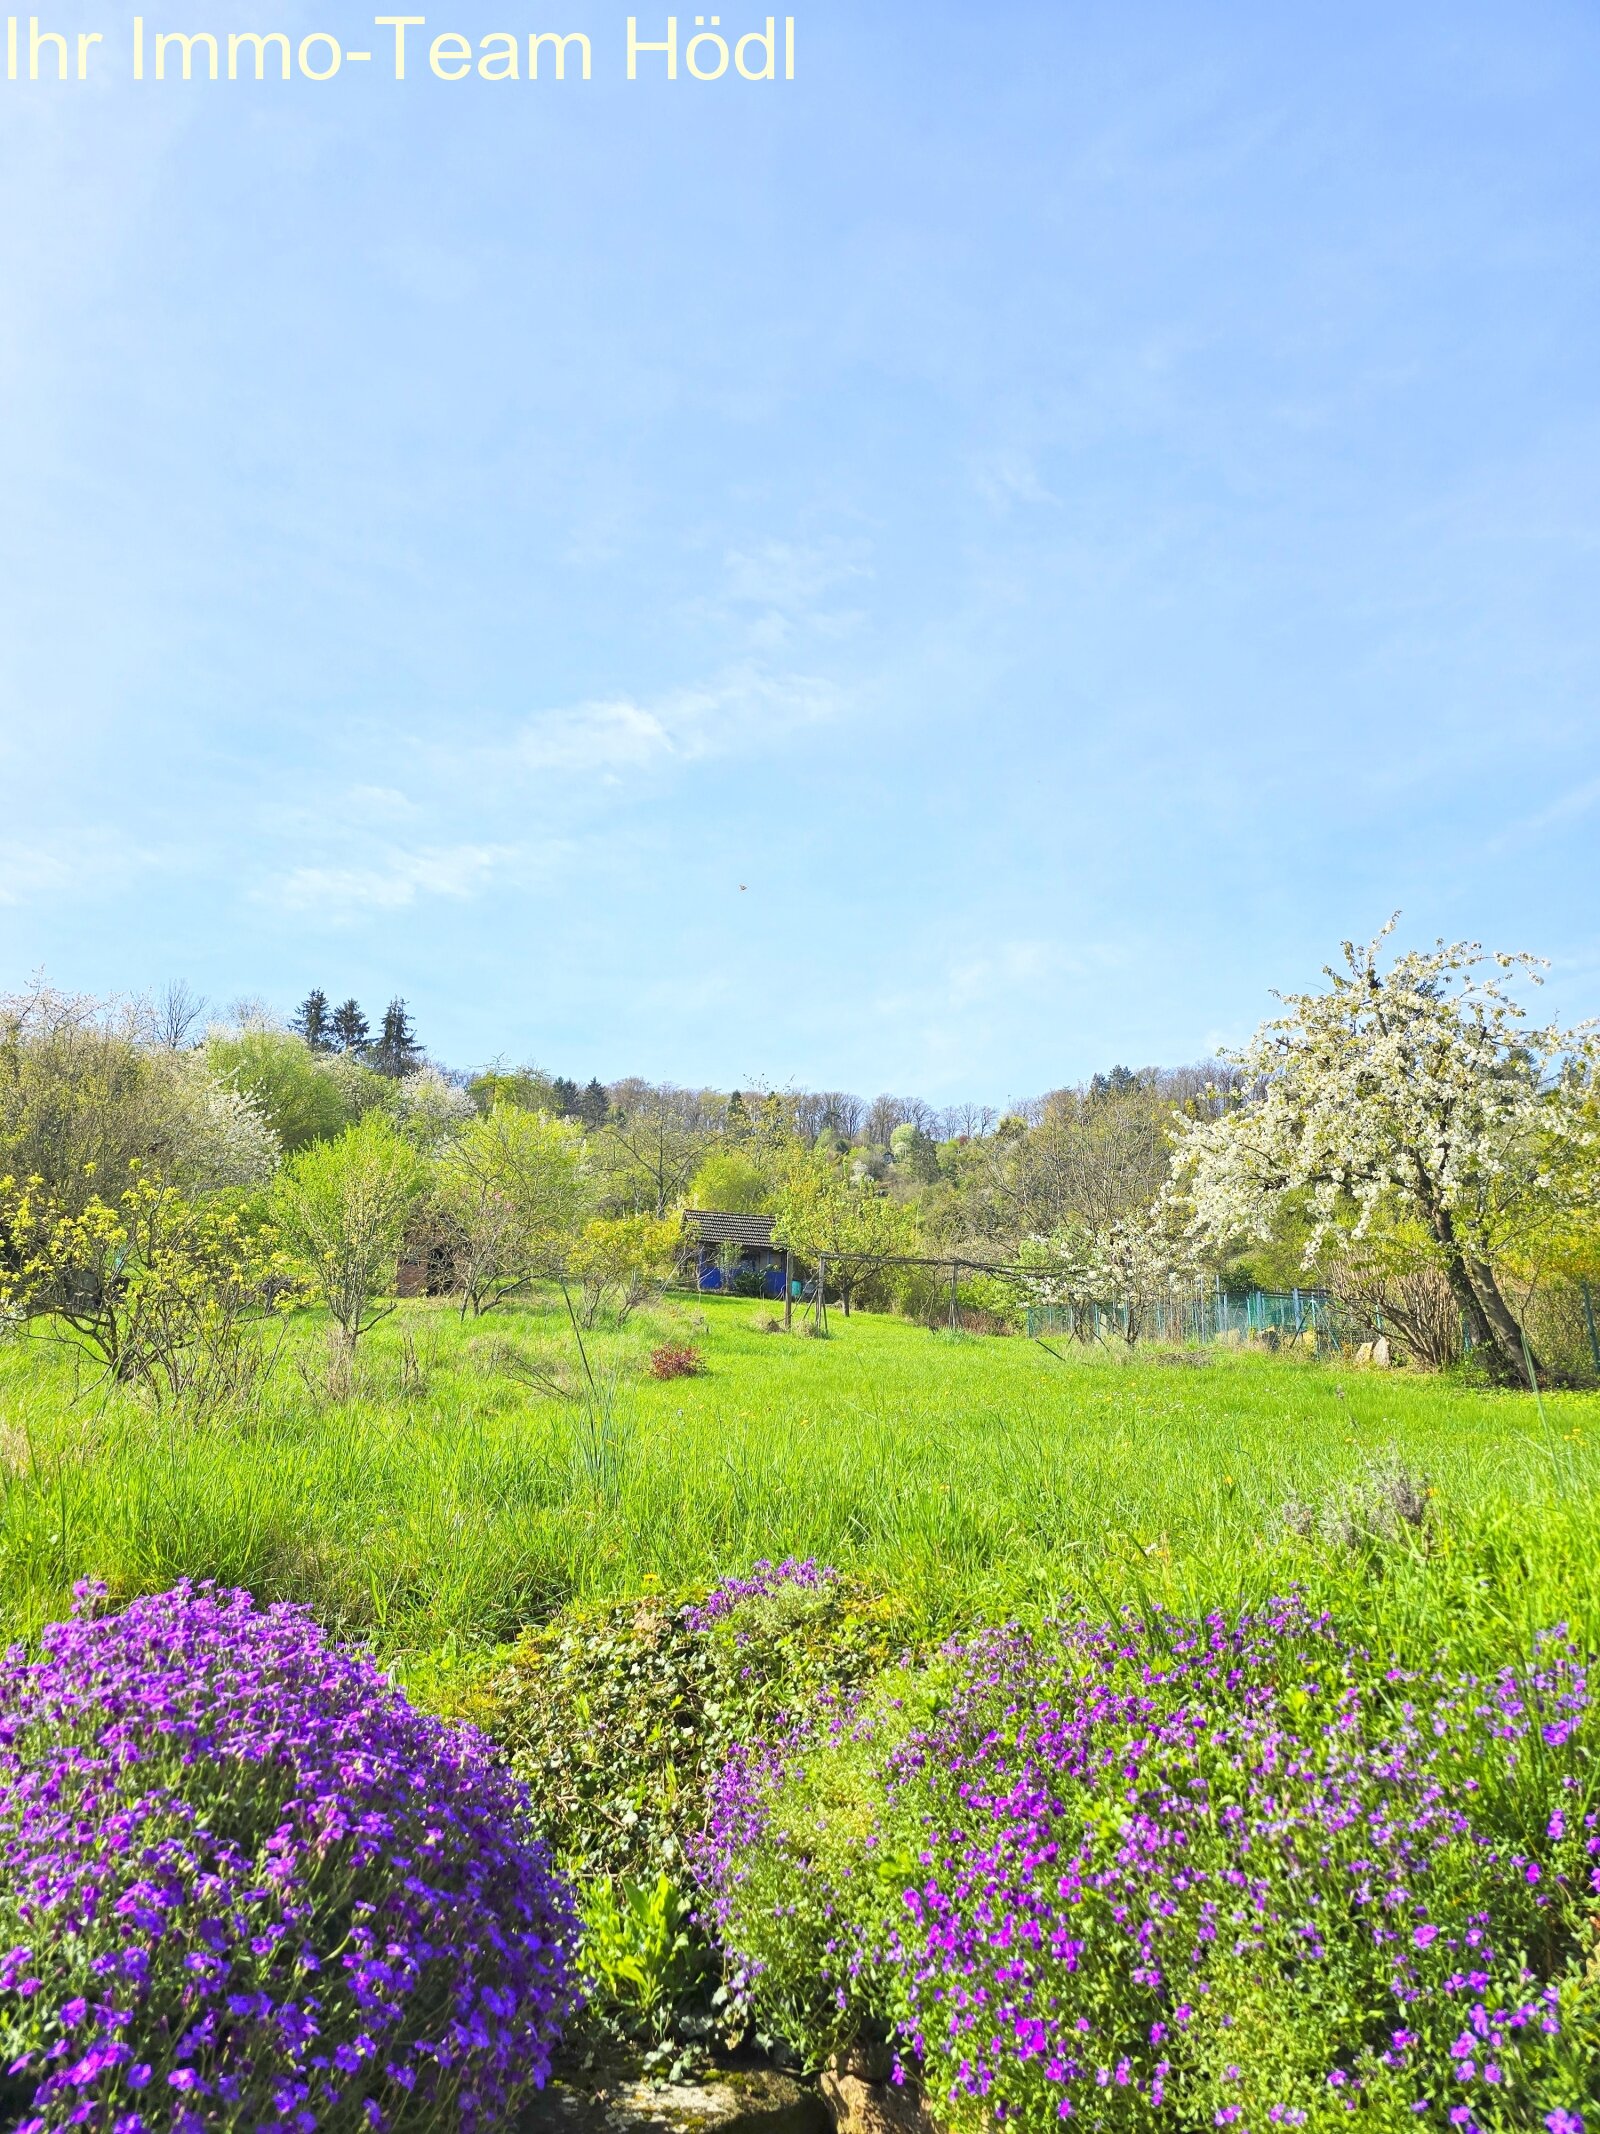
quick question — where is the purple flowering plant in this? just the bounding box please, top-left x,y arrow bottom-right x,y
698,1593 -> 1600,2132
684,1557 -> 840,1632
0,1581 -> 578,2134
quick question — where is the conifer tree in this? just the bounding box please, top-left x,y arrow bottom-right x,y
371,998 -> 423,1078
578,1078 -> 610,1129
291,989 -> 333,1051
331,999 -> 370,1055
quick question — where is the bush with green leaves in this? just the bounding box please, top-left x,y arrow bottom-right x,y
480,1566 -> 922,1893
456,1565 -> 919,2046
204,1026 -> 378,1154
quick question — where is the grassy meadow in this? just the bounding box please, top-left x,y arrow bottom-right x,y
2,1290 -> 1596,1674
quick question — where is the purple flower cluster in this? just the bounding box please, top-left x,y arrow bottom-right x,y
684,1556 -> 838,1632
701,1598 -> 1598,2129
0,1582 -> 578,2134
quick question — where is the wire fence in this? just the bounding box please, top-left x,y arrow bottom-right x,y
1025,1288 -> 1344,1351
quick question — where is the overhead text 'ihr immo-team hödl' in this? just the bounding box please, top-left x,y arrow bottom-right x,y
3,14 -> 797,81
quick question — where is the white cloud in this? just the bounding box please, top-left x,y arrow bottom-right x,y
973,449 -> 1059,512
347,784 -> 419,824
267,842 -> 521,920
508,668 -> 838,780
0,831 -> 180,907
0,842 -> 76,906
721,539 -> 871,612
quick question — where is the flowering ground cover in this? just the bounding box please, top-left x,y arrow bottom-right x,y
698,1594 -> 1600,2132
0,1583 -> 576,2134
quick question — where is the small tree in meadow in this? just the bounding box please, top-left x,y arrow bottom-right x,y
773,1148 -> 919,1315
436,1104 -> 591,1317
568,1212 -> 679,1327
0,1164 -> 291,1405
271,1112 -> 422,1357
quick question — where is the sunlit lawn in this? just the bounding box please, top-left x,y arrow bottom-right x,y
2,1289 -> 1595,1667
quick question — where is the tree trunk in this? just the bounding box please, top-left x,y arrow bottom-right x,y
1466,1253 -> 1541,1385
1427,1203 -> 1535,1387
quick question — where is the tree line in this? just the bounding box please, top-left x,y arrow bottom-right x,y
2,922 -> 1597,1389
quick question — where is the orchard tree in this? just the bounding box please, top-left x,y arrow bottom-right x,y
773,1148 -> 919,1315
205,1026 -> 373,1153
436,1104 -> 591,1317
567,1212 -> 680,1327
1018,1207 -> 1200,1349
1170,922 -> 1598,1385
687,1148 -> 775,1215
598,1083 -> 714,1218
0,985 -> 277,1211
271,1112 -> 422,1359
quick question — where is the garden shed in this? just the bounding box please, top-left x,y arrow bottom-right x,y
682,1209 -> 788,1298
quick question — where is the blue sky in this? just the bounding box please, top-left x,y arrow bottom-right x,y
2,0 -> 1596,1100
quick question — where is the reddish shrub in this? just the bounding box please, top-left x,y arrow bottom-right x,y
649,1341 -> 707,1381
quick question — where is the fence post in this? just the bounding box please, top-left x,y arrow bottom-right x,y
784,1248 -> 793,1333
1583,1281 -> 1600,1377
949,1259 -> 959,1330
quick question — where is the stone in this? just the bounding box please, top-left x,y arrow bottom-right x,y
819,2067 -> 939,2134
519,2062 -> 830,2134
1371,1336 -> 1391,1369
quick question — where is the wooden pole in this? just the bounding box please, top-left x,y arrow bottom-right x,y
784,1248 -> 793,1333
818,1254 -> 827,1334
949,1258 -> 959,1330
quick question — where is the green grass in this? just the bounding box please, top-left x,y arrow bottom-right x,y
2,1290 -> 1597,1671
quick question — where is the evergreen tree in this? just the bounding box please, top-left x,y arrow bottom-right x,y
371,998 -> 424,1079
578,1078 -> 610,1129
550,1076 -> 580,1118
290,988 -> 333,1051
331,999 -> 370,1055
726,1090 -> 750,1137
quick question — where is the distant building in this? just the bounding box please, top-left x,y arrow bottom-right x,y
682,1209 -> 788,1298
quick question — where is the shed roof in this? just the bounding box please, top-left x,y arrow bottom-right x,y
683,1209 -> 778,1249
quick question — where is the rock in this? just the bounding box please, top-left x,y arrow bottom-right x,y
520,2063 -> 830,2134
819,2068 -> 939,2134
1371,1336 -> 1391,1368
1353,1341 -> 1373,1367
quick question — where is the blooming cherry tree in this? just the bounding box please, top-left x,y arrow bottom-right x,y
1170,921 -> 1598,1384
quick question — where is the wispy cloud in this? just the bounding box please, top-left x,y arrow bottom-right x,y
973,449 -> 1059,512
507,668 -> 839,781
0,831 -> 180,908
265,842 -> 528,920
0,842 -> 76,906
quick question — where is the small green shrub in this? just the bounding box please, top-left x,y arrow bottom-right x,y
484,1571 -> 923,1891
